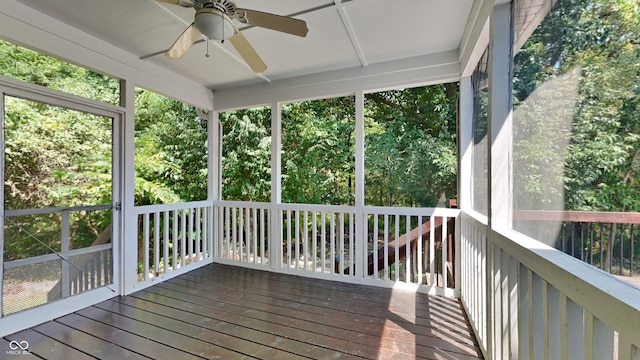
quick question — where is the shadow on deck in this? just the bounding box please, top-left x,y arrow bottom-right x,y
2,264 -> 482,359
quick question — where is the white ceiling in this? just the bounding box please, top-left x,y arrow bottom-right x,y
13,0 -> 475,92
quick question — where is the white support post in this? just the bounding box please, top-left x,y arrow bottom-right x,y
120,79 -> 138,295
61,210 -> 71,298
270,102 -> 282,270
354,90 -> 365,279
488,2 -> 514,231
208,110 -> 219,258
458,76 -> 473,213
0,85 -> 5,316
486,3 -> 513,358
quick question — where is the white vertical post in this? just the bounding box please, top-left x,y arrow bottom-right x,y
163,211 -> 169,272
270,102 -> 282,270
354,90 -> 365,279
487,3 -> 513,358
120,79 -> 137,295
61,210 -> 71,297
458,76 -> 473,213
548,285 -> 561,360
509,255 -> 519,359
0,87 -> 4,315
488,1 -> 514,231
592,318 -> 614,360
208,111 -> 219,258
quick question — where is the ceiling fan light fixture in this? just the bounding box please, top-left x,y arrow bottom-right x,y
194,8 -> 234,40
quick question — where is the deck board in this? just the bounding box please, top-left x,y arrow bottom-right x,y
3,264 -> 482,359
6,329 -> 95,360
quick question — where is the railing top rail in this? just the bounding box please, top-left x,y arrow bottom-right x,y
277,203 -> 355,213
514,210 -> 640,224
5,204 -> 112,217
481,216 -> 640,341
213,200 -> 462,216
134,200 -> 211,214
364,206 -> 460,217
214,200 -> 272,210
3,243 -> 112,270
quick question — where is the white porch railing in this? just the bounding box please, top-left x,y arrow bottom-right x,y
134,201 -> 213,286
213,201 -> 460,296
460,212 -> 640,359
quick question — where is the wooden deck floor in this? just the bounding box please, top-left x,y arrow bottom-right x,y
3,264 -> 482,359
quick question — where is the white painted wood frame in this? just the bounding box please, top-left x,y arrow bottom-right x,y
0,75 -> 125,336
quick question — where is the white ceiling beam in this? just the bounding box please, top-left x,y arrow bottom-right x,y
459,0 -> 492,77
334,0 -> 368,67
0,0 -> 213,110
213,50 -> 460,111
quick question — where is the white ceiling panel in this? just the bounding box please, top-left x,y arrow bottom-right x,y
12,0 -> 475,93
344,0 -> 474,63
236,6 -> 362,83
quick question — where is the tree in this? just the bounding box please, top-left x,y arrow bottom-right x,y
281,97 -> 355,205
134,89 -> 208,205
365,85 -> 458,207
220,107 -> 271,202
513,0 -> 640,212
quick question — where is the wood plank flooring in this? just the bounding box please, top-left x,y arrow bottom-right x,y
3,264 -> 483,359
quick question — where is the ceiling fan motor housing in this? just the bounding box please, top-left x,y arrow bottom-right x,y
196,0 -> 236,14
194,8 -> 235,40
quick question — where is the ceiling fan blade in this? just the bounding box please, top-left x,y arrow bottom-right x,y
235,9 -> 308,37
229,31 -> 267,73
165,23 -> 201,59
154,0 -> 194,7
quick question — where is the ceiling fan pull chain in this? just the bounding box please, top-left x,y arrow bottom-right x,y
221,13 -> 225,44
206,38 -> 211,57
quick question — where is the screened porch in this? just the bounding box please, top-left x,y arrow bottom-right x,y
1,0 -> 640,359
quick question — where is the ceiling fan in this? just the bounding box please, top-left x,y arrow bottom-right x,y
155,0 -> 309,73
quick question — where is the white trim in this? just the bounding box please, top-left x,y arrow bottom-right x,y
111,102 -> 124,301
207,111 -> 219,202
354,91 -> 365,278
459,0 -> 492,77
334,0 -> 367,68
3,244 -> 112,269
0,286 -> 116,337
1,80 -> 125,317
488,2 -> 513,231
270,103 -> 282,270
0,87 -> 5,315
128,257 -> 214,294
355,91 -> 365,208
490,227 -> 640,343
121,79 -> 138,295
0,75 -> 124,117
212,51 -> 460,111
5,204 -> 111,217
271,103 -> 282,205
459,76 -> 473,212
133,200 -> 211,214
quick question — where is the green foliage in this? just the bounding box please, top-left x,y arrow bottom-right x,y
0,40 -> 119,105
365,85 -> 458,207
0,40 -> 208,260
3,98 -> 113,260
513,0 -> 640,212
134,88 -> 208,205
220,87 -> 458,208
282,97 -> 355,205
220,107 -> 271,202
